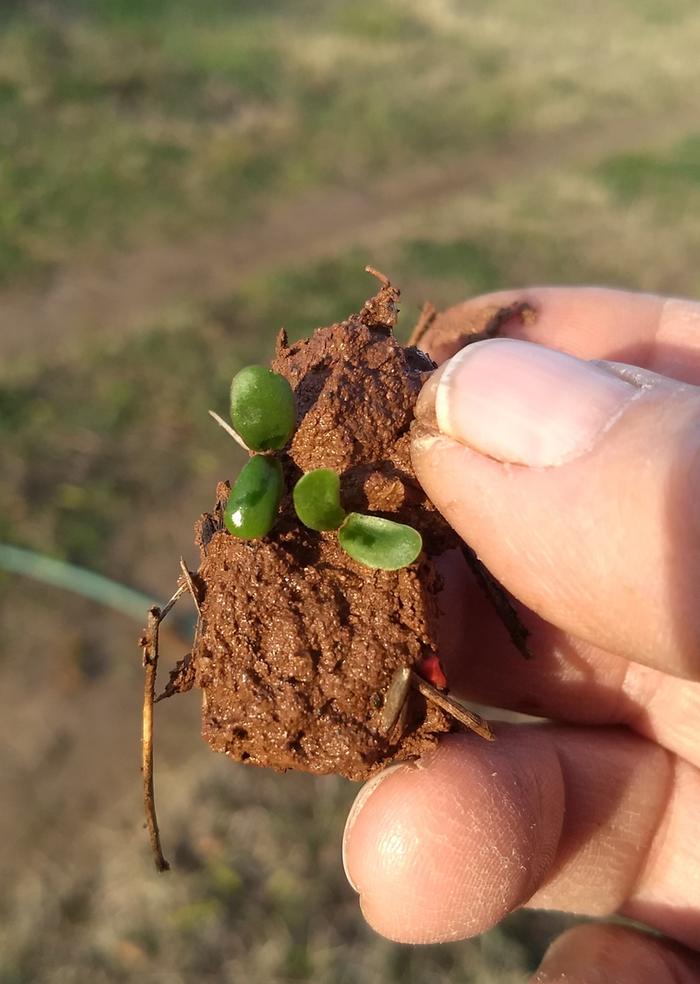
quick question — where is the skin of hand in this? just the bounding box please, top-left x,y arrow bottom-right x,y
342,288 -> 700,983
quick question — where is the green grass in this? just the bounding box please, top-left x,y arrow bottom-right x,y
328,1 -> 426,41
5,0 -> 699,285
232,243 -> 506,348
401,239 -> 503,293
0,14 -> 292,281
597,133 -> 700,208
0,314 -> 260,569
235,253 -> 375,341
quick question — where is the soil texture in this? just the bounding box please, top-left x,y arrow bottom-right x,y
180,275 -> 462,780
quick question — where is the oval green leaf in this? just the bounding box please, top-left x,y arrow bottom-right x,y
293,468 -> 346,531
230,365 -> 296,452
224,455 -> 284,539
338,513 -> 422,570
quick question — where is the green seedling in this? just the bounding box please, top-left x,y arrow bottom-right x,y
224,455 -> 284,539
292,468 -> 422,570
293,468 -> 423,571
218,369 -> 422,569
338,513 -> 422,570
292,468 -> 346,531
230,365 -> 296,452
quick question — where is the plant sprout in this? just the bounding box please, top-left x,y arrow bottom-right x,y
230,365 -> 296,452
292,467 -> 422,570
292,468 -> 346,531
216,368 -> 423,569
224,455 -> 284,539
338,513 -> 422,570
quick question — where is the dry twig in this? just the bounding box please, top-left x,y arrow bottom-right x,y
462,544 -> 532,660
411,673 -> 494,741
179,557 -> 202,616
364,264 -> 390,286
140,582 -> 186,872
408,301 -> 438,349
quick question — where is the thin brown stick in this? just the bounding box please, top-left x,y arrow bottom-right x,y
158,581 -> 187,622
411,672 -> 494,741
364,264 -> 390,286
140,583 -> 186,872
179,557 -> 202,616
408,301 -> 438,348
208,409 -> 250,452
461,544 -> 532,660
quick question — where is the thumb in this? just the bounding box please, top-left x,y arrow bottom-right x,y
411,338 -> 700,679
530,924 -> 700,984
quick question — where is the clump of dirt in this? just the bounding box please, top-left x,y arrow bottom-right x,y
186,274 -> 460,783
147,271 -> 531,789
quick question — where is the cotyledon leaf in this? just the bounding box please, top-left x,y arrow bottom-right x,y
224,455 -> 284,539
338,513 -> 422,570
293,468 -> 346,531
230,365 -> 295,452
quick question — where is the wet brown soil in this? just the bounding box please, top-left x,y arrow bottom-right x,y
182,274 -> 461,781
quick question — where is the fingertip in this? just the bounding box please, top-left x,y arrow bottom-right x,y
342,729 -> 564,943
532,924 -> 700,984
342,761 -> 410,893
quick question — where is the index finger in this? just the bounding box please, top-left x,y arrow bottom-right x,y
434,550 -> 700,771
417,287 -> 700,385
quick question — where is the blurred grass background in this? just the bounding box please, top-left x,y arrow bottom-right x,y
2,1 -> 700,981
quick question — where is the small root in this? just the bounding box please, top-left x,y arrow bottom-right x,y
462,544 -> 532,660
208,410 -> 250,452
179,557 -> 202,616
365,265 -> 391,286
140,582 -> 186,872
411,672 -> 494,741
409,301 -> 438,350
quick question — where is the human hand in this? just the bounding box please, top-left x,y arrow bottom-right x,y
342,288 -> 700,982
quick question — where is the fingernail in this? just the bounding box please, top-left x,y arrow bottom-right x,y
342,762 -> 408,892
418,339 -> 639,467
